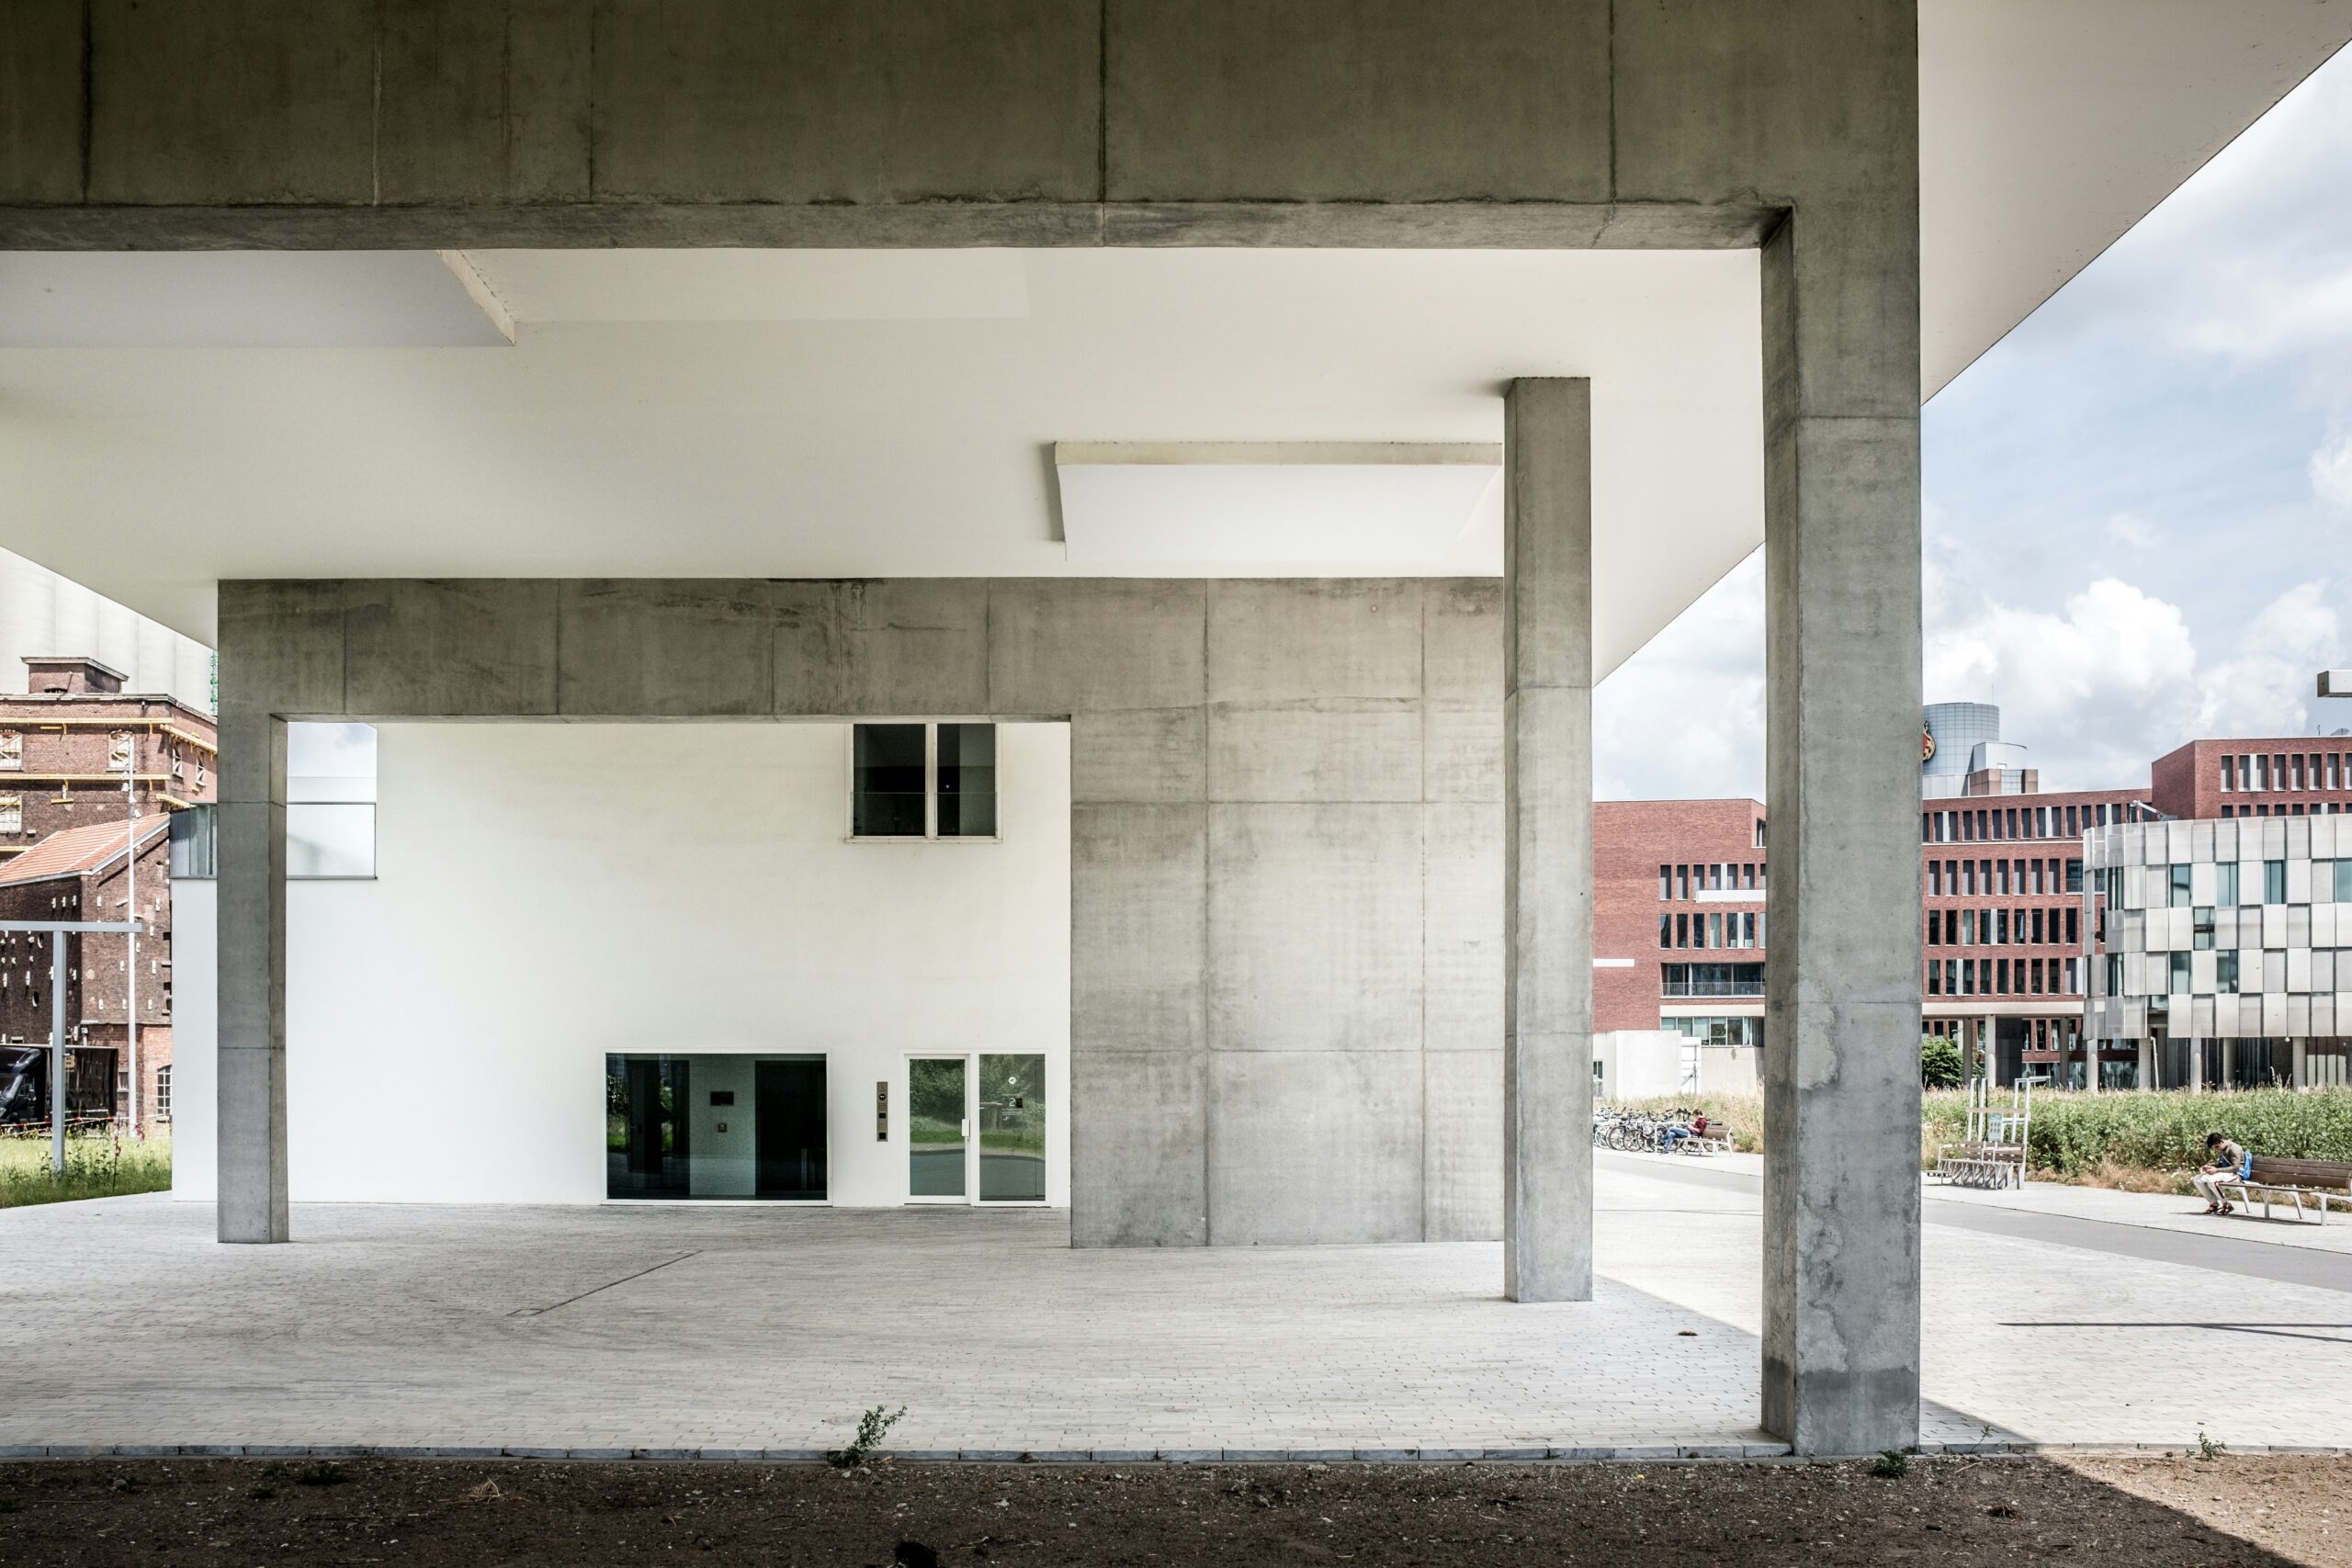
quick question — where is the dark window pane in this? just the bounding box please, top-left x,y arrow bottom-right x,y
938,722 -> 998,838
854,724 -> 927,837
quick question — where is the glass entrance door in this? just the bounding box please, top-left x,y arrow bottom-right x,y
908,1056 -> 968,1198
905,1053 -> 1048,1203
978,1054 -> 1046,1202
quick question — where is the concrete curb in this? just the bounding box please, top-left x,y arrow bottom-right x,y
6,1439 -> 2343,1463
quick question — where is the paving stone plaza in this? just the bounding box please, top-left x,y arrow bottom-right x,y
6,1156 -> 2346,1462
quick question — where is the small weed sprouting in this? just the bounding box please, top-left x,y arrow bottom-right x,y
245,1485 -> 277,1502
827,1405 -> 908,1471
1869,1450 -> 1908,1480
107,1475 -> 142,1495
2191,1429 -> 2227,1462
295,1461 -> 350,1487
0,1498 -> 21,1515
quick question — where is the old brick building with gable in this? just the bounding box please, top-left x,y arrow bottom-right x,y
0,656 -> 214,1132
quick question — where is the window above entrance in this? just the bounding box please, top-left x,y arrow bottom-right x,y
851,723 -> 998,841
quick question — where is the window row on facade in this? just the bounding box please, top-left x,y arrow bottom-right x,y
2220,750 -> 2349,795
1927,955 -> 2082,998
1657,910 -> 1761,951
1928,855 -> 2082,898
1656,860 -> 1763,900
1922,799 -> 2149,845
1927,905 -> 2078,948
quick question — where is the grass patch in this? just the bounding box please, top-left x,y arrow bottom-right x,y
0,1129 -> 172,1209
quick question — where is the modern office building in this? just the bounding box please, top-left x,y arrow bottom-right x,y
2083,813 -> 2352,1089
10,0 -> 2347,1456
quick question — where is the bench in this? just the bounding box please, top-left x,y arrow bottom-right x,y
2215,1156 -> 2352,1224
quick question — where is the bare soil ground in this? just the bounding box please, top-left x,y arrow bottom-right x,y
0,1453 -> 2343,1567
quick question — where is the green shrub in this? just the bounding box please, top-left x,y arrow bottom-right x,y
1919,1037 -> 1963,1089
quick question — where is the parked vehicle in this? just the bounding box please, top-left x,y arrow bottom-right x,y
0,1043 -> 117,1126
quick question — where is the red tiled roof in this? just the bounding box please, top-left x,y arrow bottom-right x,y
0,815 -> 173,887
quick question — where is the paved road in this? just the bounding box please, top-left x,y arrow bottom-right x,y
1597,1149 -> 2352,1294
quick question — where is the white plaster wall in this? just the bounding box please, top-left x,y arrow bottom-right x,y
175,721 -> 1070,1206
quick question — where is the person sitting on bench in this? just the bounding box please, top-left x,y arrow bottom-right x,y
2193,1131 -> 2253,1215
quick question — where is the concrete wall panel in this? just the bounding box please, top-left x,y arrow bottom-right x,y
1423,801 -> 1505,1053
1208,803 -> 1423,1053
1207,701 -> 1421,803
344,580 -> 559,717
591,0 -> 1102,203
558,580 -> 774,716
988,579 -> 1206,714
1071,1050 -> 1208,1247
1424,703 -> 1503,803
1072,804 -> 1207,1053
836,580 -> 989,716
1422,1049 -> 1503,1241
1104,0 -> 1610,202
89,0 -> 379,204
1207,1050 -> 1422,1246
1207,581 -> 1422,705
1071,708 -> 1206,805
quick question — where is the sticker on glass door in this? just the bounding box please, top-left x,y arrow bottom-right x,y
906,1054 -> 1046,1203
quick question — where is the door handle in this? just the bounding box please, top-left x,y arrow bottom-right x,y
961,1118 -> 969,1137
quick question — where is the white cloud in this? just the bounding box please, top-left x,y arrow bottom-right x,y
1594,551 -> 1765,801
2312,430 -> 2352,513
2100,512 -> 2157,553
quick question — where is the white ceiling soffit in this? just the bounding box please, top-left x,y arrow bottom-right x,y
1918,0 -> 2352,399
1055,442 -> 1501,565
0,248 -> 1765,673
0,252 -> 511,347
460,248 -> 1031,322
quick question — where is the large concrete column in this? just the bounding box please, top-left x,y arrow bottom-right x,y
214,583 -> 322,1244
1758,202 -> 1924,1451
216,711 -> 288,1242
1501,377 -> 1594,1303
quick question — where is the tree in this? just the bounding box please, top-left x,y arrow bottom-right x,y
1920,1035 -> 1964,1089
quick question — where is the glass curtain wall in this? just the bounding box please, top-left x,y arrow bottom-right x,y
606,1054 -> 828,1200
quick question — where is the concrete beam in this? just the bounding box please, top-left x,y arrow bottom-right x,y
1501,378 -> 1594,1303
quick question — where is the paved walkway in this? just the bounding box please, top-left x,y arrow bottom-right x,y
3,1159 -> 2347,1460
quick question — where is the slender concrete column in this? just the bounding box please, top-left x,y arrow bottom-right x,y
1502,377 -> 1594,1303
1758,209 -> 1924,1453
216,633 -> 292,1243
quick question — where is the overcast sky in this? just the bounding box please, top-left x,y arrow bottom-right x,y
1596,43 -> 2352,802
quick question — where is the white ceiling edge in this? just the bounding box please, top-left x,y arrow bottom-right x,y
0,252 -> 514,348
460,247 -> 1034,322
1056,442 -> 1503,565
1918,0 -> 2352,399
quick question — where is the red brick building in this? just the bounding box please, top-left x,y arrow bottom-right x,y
2149,737 -> 2352,821
0,816 -> 176,1132
1594,799 -> 1769,1058
1917,786 -> 2154,1084
0,656 -> 214,1133
0,655 -> 217,862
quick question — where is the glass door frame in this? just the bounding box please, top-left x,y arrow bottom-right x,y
904,1053 -> 972,1204
900,1051 -> 1051,1207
